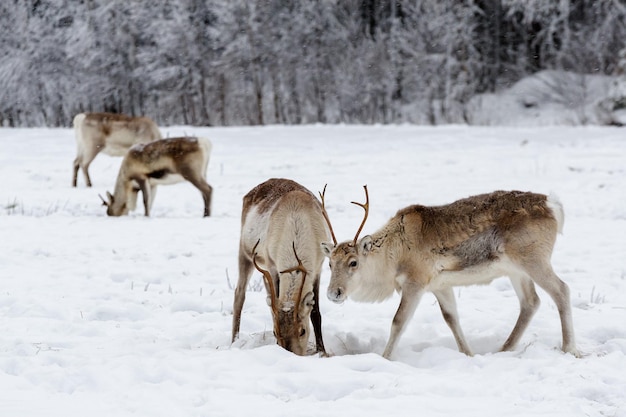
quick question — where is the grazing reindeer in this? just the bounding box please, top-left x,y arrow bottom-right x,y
232,178 -> 332,355
72,112 -> 162,187
321,187 -> 579,359
102,137 -> 212,217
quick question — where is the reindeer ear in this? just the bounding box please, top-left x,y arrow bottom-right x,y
320,242 -> 334,257
106,191 -> 114,203
360,235 -> 373,255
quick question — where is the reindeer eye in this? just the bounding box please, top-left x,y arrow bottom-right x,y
299,328 -> 306,337
349,260 -> 358,268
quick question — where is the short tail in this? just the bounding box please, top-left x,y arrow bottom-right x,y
547,192 -> 564,234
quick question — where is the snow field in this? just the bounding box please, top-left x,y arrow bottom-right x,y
0,125 -> 625,416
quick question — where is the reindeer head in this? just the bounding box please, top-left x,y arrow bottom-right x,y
100,191 -> 127,216
274,285 -> 315,356
320,185 -> 371,304
253,242 -> 315,356
100,184 -> 139,217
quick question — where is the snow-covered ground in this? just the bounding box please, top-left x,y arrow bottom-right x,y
1,124 -> 625,417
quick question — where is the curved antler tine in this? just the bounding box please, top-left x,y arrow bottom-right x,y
253,253 -> 278,306
279,242 -> 305,274
98,194 -> 108,207
350,185 -> 369,246
280,242 -> 308,312
252,239 -> 261,256
252,240 -> 282,343
318,184 -> 337,245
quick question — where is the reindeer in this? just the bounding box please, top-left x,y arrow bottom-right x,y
102,137 -> 212,217
321,186 -> 579,359
232,178 -> 332,355
73,112 -> 162,187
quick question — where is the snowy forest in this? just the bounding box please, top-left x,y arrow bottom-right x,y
1,0 -> 625,127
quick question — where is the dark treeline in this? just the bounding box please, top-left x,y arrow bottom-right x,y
1,0 -> 624,127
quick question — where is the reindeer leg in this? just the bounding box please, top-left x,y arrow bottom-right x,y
82,162 -> 93,187
232,247 -> 254,343
432,288 -> 472,355
80,144 -> 101,187
182,169 -> 213,217
523,260 -> 579,357
311,274 -> 326,355
501,274 -> 540,352
199,150 -> 212,217
72,157 -> 80,187
149,185 -> 158,214
383,282 -> 424,359
199,181 -> 213,217
136,179 -> 151,216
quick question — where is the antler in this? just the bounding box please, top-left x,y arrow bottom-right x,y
351,185 -> 369,246
318,184 -> 337,245
254,241 -> 309,345
280,242 -> 308,316
99,194 -> 109,207
252,240 -> 283,344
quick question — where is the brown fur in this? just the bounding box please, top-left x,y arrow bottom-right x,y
233,178 -> 329,356
322,190 -> 578,359
240,178 -> 311,219
392,191 -> 552,269
72,112 -> 162,187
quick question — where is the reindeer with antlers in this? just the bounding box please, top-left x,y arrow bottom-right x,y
101,137 -> 213,217
321,186 -> 579,359
232,178 -> 333,355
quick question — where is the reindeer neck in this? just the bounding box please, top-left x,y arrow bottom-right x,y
114,169 -> 129,194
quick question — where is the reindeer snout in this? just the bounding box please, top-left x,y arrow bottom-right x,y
327,287 -> 346,304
